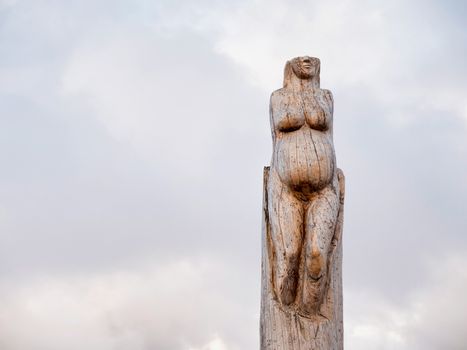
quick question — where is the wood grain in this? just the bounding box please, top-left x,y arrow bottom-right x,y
261,56 -> 345,350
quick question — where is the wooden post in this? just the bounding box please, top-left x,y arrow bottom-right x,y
260,57 -> 345,349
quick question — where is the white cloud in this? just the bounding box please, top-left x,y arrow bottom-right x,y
213,0 -> 391,89
207,0 -> 467,124
1,253 -> 465,350
0,258 -> 257,350
188,336 -> 229,350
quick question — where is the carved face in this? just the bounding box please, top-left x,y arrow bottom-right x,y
291,56 -> 319,80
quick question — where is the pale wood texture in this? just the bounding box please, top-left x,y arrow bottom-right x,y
260,57 -> 345,350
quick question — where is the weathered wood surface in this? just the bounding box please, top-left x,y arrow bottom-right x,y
260,57 -> 345,350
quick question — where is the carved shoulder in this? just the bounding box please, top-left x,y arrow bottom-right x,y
269,88 -> 288,122
270,88 -> 286,106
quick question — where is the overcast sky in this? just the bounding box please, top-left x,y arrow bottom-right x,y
0,0 -> 466,349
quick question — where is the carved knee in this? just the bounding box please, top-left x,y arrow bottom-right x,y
306,244 -> 325,280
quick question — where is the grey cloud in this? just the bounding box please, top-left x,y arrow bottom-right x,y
336,87 -> 467,300
0,25 -> 269,277
344,253 -> 467,350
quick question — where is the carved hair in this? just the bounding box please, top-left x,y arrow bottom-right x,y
283,56 -> 320,89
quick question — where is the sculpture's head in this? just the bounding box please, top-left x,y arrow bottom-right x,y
283,56 -> 320,89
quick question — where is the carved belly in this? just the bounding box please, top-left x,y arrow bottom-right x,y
273,128 -> 335,193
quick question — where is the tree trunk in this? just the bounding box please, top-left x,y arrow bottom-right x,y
260,167 -> 345,350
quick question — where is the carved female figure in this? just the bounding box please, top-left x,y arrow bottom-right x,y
267,56 -> 344,318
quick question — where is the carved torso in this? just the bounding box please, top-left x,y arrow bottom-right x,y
270,88 -> 336,195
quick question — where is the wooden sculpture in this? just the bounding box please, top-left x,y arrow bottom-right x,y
261,56 -> 345,349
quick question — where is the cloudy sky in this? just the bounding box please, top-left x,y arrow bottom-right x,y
0,0 -> 466,349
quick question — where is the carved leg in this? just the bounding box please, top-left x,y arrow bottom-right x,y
267,169 -> 304,305
300,178 -> 340,316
